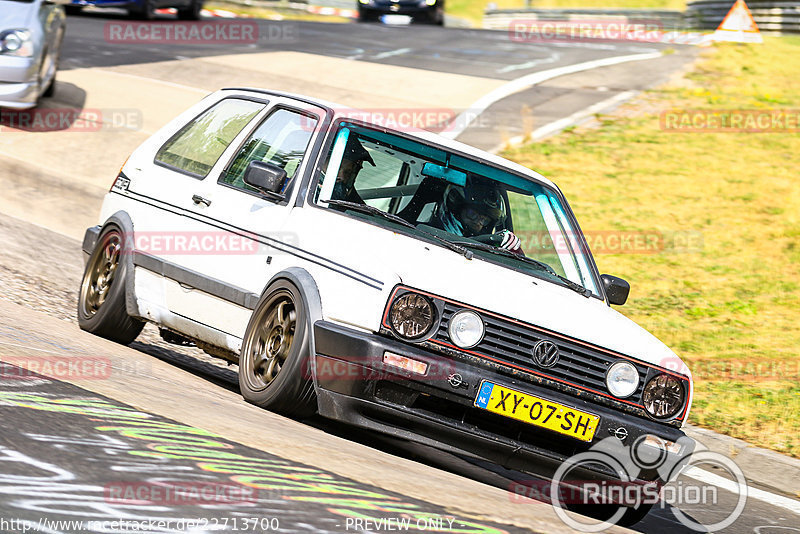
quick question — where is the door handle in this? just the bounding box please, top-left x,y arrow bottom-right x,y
192,194 -> 211,207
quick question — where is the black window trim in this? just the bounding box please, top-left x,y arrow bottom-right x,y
305,117 -> 607,303
152,95 -> 271,181
219,87 -> 336,211
216,104 -> 322,207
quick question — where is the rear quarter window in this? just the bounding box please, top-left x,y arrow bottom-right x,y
155,98 -> 264,178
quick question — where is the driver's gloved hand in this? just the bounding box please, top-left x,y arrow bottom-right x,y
475,230 -> 524,255
498,230 -> 523,255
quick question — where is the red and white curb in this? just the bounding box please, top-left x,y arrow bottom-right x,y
307,5 -> 357,18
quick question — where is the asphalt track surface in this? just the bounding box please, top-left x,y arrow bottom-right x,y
59,11 -> 699,151
0,10 -> 799,534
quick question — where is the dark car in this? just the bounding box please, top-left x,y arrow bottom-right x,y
358,0 -> 444,25
65,0 -> 203,20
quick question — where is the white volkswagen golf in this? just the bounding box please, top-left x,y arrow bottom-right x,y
79,88 -> 694,525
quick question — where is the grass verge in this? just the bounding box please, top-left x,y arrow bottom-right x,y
449,0 -> 687,25
503,37 -> 800,457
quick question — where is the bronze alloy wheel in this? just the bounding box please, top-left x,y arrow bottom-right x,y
80,231 -> 122,318
242,290 -> 297,391
238,280 -> 316,416
77,226 -> 143,345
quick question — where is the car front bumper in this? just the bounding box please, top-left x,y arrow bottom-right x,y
0,57 -> 39,109
359,3 -> 437,18
313,320 -> 694,483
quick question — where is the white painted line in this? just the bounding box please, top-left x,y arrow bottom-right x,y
443,51 -> 661,140
497,53 -> 561,74
0,341 -> 66,356
373,48 -> 412,60
684,466 -> 800,516
489,90 -> 637,154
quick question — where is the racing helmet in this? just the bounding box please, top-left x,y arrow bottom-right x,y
440,177 -> 506,237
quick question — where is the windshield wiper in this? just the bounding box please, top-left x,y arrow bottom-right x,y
326,200 -> 474,259
327,200 -> 415,229
551,273 -> 593,297
452,240 -> 593,297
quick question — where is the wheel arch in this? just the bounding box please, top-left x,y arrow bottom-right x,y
259,267 -> 323,391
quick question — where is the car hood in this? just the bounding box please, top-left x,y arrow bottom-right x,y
0,1 -> 36,28
380,235 -> 689,376
298,208 -> 691,377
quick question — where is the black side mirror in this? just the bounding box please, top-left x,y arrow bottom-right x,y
243,161 -> 287,200
601,274 -> 630,306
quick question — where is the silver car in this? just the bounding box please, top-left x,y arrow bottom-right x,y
0,0 -> 66,109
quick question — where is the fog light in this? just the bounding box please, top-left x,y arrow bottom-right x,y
448,309 -> 484,349
605,361 -> 639,398
383,351 -> 428,375
640,434 -> 682,455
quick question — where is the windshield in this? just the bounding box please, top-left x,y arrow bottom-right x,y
313,122 -> 600,297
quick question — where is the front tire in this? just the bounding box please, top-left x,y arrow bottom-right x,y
78,227 -> 144,344
238,280 -> 316,417
177,0 -> 203,20
130,0 -> 156,20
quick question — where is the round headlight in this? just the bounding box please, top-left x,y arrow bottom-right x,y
606,361 -> 640,398
642,374 -> 685,419
389,293 -> 435,340
3,32 -> 23,52
448,310 -> 484,349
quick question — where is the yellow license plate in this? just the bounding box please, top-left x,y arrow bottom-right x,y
474,381 -> 599,442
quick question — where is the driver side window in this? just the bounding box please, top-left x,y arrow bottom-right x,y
220,108 -> 317,194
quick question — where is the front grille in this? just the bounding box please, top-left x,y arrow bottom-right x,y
435,303 -> 648,401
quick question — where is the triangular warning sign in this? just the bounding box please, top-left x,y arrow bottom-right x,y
711,0 -> 763,43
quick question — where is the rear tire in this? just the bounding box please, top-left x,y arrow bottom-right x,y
78,227 -> 144,345
238,280 -> 317,418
